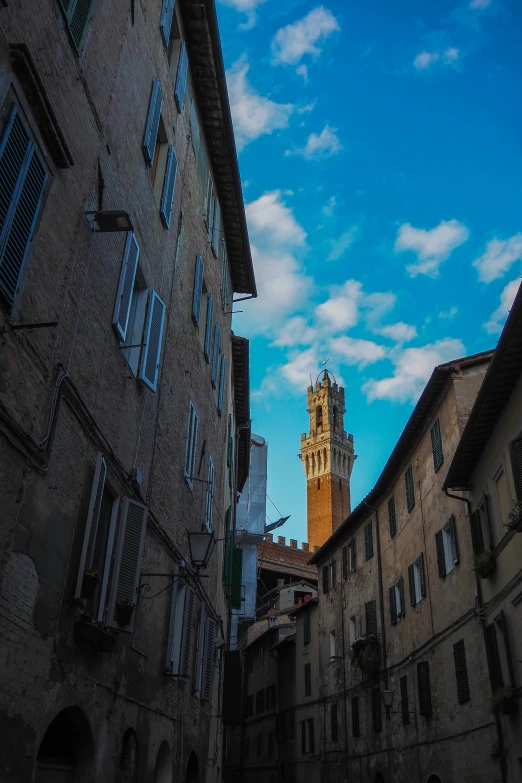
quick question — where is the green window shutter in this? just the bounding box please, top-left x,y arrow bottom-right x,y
112,233 -> 139,340
142,79 -> 163,165
388,494 -> 397,537
417,661 -> 432,716
435,530 -> 446,577
470,510 -> 485,555
174,41 -> 189,112
364,521 -> 373,560
160,0 -> 176,47
430,419 -> 444,472
400,676 -> 409,724
0,106 -> 48,304
351,538 -> 357,571
418,553 -> 426,597
331,559 -> 336,588
405,466 -> 415,511
449,514 -> 459,564
453,639 -> 470,704
341,546 -> 348,579
484,624 -> 503,691
203,293 -> 214,362
191,254 -> 204,325
365,600 -> 377,635
59,0 -> 95,53
211,324 -> 221,387
408,563 -> 416,607
509,437 -> 522,501
217,355 -> 227,416
230,547 -> 243,610
389,585 -> 397,625
372,687 -> 382,732
330,704 -> 338,743
138,290 -> 166,392
160,145 -> 178,228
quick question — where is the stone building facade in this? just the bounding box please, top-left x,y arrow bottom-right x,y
309,351 -> 503,783
445,281 -> 522,783
0,1 -> 255,781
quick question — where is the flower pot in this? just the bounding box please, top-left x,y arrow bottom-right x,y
81,573 -> 100,599
116,604 -> 135,627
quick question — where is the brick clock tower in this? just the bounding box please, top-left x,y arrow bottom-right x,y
299,370 -> 356,550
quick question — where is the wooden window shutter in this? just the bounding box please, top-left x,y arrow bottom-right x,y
230,547 -> 243,610
211,324 -> 221,387
430,419 -> 444,472
174,41 -> 189,112
160,0 -> 175,47
417,661 -> 432,716
192,254 -> 204,325
449,514 -> 459,564
75,452 -> 107,598
351,538 -> 357,571
142,79 -> 163,165
202,617 -> 216,701
331,559 -> 337,588
372,687 -> 382,732
322,565 -> 329,594
217,354 -> 227,416
59,0 -> 95,53
112,233 -> 139,340
165,569 -> 182,674
405,466 -> 415,511
400,675 -> 410,724
204,293 -> 214,362
453,639 -> 470,704
180,586 -> 196,678
205,457 -> 215,532
418,553 -> 426,597
470,510 -> 485,555
481,494 -> 494,550
0,106 -> 48,304
107,498 -> 148,630
138,290 -> 166,392
484,623 -> 503,691
351,696 -> 360,737
160,145 -> 178,228
435,530 -> 446,577
388,495 -> 397,537
194,602 -> 207,698
389,585 -> 397,625
498,611 -> 517,688
96,498 -> 120,623
398,575 -> 405,617
364,521 -> 373,560
330,704 -> 338,742
341,546 -> 348,579
408,564 -> 416,607
365,600 -> 377,635
509,436 -> 522,500
184,401 -> 198,483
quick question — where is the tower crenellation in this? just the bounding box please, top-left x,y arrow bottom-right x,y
298,370 -> 356,549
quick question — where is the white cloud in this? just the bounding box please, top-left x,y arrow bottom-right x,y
226,57 -> 294,149
296,65 -> 309,82
219,0 -> 269,29
484,278 -> 521,333
327,227 -> 358,261
290,125 -> 343,160
272,6 -> 340,66
246,190 -> 306,247
378,322 -> 418,343
439,306 -> 459,319
414,48 -> 460,70
330,336 -> 386,367
469,0 -> 491,8
363,292 -> 396,326
363,338 -> 466,403
322,196 -> 337,217
281,346 -> 321,388
395,219 -> 469,277
473,234 -> 522,283
271,316 -> 317,347
315,280 -> 362,332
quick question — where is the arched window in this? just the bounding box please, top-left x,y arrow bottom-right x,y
333,405 -> 338,432
316,405 -> 323,428
186,752 -> 199,783
36,707 -> 94,782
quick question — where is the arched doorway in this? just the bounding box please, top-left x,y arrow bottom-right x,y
427,777 -> 442,783
118,729 -> 139,783
154,742 -> 172,783
374,774 -> 385,783
185,752 -> 199,783
35,706 -> 94,782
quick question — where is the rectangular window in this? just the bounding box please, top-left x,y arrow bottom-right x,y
166,579 -> 195,677
303,611 -> 312,645
430,419 -> 444,472
58,0 -> 95,53
484,623 -> 503,691
372,687 -> 382,732
351,696 -> 360,737
405,465 -> 415,512
342,546 -> 348,579
204,457 -> 214,532
143,79 -> 163,165
0,105 -> 48,305
322,565 -> 330,594
365,600 -> 377,636
349,615 -> 357,645
388,494 -> 397,537
400,675 -> 410,724
304,663 -> 312,697
453,639 -> 470,704
408,553 -> 426,606
184,400 -> 199,488
301,718 -> 314,754
364,521 -> 374,560
329,630 -> 336,659
417,661 -> 432,716
174,41 -> 189,112
330,704 -> 338,743
436,515 -> 459,577
350,538 -> 357,572
330,559 -> 337,588
389,576 -> 405,625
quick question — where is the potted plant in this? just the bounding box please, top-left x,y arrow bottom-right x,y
82,570 -> 100,599
474,551 -> 496,579
116,599 -> 136,627
350,635 -> 381,677
491,686 -> 517,715
506,501 -> 522,533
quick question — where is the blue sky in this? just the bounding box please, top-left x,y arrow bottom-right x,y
217,0 -> 522,545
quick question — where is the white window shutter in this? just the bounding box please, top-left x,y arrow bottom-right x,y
180,586 -> 196,678
184,401 -> 198,484
112,233 -> 139,340
194,603 -> 207,698
75,453 -> 107,599
202,617 -> 216,701
107,498 -> 148,630
138,290 -> 166,392
96,498 -> 120,623
166,569 -> 182,674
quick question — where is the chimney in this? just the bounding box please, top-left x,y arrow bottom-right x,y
302,542 -> 309,552
266,533 -> 273,543
314,545 -> 320,552
278,536 -> 286,546
290,539 -> 297,549
276,578 -> 285,588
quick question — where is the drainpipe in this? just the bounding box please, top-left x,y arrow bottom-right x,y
340,579 -> 349,783
443,487 -> 508,783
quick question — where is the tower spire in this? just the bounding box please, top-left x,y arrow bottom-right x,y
298,371 -> 356,549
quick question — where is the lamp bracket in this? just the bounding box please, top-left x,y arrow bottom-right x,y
138,571 -> 208,601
